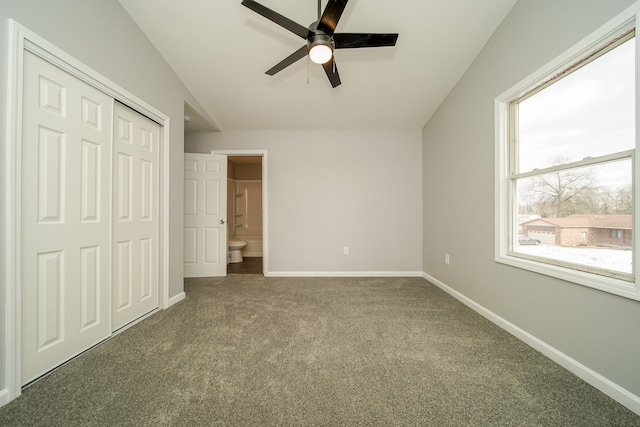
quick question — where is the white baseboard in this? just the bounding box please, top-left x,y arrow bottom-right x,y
265,271 -> 424,278
167,291 -> 186,307
0,388 -> 9,407
421,272 -> 640,416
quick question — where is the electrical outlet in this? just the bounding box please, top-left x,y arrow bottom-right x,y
445,253 -> 450,265
344,246 -> 349,255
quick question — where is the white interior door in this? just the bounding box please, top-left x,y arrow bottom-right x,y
112,102 -> 160,331
21,51 -> 112,384
184,152 -> 228,277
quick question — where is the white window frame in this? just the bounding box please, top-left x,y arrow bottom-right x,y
495,4 -> 640,301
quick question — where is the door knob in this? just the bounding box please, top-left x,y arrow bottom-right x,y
220,219 -> 226,224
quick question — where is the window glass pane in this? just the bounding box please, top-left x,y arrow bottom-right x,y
515,159 -> 632,276
517,38 -> 635,173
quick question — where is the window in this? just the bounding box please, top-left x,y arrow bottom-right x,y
496,9 -> 639,300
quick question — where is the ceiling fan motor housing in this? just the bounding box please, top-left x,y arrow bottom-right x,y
307,31 -> 334,63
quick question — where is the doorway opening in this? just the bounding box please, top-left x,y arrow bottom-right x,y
215,150 -> 268,275
227,155 -> 264,275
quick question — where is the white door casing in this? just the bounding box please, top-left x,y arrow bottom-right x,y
184,152 -> 228,277
112,102 -> 160,331
21,51 -> 113,384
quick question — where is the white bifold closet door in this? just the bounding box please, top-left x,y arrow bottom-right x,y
111,101 -> 159,330
21,51 -> 159,385
21,51 -> 113,384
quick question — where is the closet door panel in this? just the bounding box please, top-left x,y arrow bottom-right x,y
112,102 -> 159,331
21,51 -> 113,384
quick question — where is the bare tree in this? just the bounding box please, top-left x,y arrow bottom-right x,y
519,157 -> 632,218
574,185 -> 632,215
613,185 -> 632,214
575,186 -> 613,214
527,168 -> 594,217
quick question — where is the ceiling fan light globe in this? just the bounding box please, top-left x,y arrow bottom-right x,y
309,44 -> 333,64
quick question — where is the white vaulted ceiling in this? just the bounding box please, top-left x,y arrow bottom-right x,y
119,0 -> 517,131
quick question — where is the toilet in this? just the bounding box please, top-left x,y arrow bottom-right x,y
228,239 -> 248,263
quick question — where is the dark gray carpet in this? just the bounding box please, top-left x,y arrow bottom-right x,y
1,276 -> 638,426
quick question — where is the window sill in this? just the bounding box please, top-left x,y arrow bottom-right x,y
495,253 -> 640,301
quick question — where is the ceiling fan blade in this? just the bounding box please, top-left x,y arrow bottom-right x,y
318,0 -> 348,34
322,57 -> 341,88
265,46 -> 308,75
333,33 -> 399,49
241,0 -> 309,39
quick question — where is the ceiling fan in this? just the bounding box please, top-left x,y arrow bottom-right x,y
241,0 -> 399,88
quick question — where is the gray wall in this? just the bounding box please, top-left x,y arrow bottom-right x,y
0,0 -> 208,393
422,0 -> 640,397
186,130 -> 423,274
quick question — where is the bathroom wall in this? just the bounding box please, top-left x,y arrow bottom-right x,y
235,163 -> 262,180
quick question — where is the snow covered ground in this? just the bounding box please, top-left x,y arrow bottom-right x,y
516,244 -> 632,274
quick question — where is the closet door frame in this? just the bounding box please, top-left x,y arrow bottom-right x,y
3,21 -> 172,404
